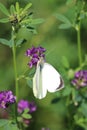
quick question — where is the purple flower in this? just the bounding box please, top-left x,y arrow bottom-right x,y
41,128 -> 50,130
17,100 -> 29,113
17,100 -> 37,114
0,91 -> 16,108
26,46 -> 38,57
25,46 -> 46,68
28,58 -> 39,68
71,70 -> 87,89
23,118 -> 30,126
28,102 -> 37,113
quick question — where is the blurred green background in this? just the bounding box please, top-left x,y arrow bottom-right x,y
0,0 -> 87,130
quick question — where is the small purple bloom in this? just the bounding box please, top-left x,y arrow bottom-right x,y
17,100 -> 29,113
0,91 -> 16,109
26,46 -> 46,68
38,46 -> 46,53
23,118 -> 30,126
28,58 -> 39,68
41,128 -> 50,130
26,46 -> 37,57
17,100 -> 37,114
28,102 -> 37,113
71,70 -> 87,89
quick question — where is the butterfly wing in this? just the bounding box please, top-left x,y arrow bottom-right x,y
33,59 -> 64,99
42,63 -> 64,92
33,61 -> 47,99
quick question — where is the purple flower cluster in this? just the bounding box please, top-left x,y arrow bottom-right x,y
0,91 -> 16,108
26,46 -> 46,68
72,70 -> 87,89
17,100 -> 37,114
17,100 -> 37,127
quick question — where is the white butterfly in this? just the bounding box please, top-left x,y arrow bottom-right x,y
33,57 -> 64,99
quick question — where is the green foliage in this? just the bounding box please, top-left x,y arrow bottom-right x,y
0,38 -> 13,47
10,5 -> 16,15
22,3 -> 32,12
17,117 -> 23,122
26,67 -> 36,88
22,113 -> 32,119
0,2 -> 44,34
0,119 -> 9,127
55,13 -> 72,29
24,108 -> 30,113
27,78 -> 33,88
0,120 -> 19,130
0,3 -> 10,16
0,18 -> 9,23
61,56 -> 70,69
66,0 -> 73,5
4,124 -> 19,130
30,18 -> 45,25
15,2 -> 19,14
16,39 -> 27,47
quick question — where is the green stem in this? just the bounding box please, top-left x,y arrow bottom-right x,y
12,27 -> 18,102
12,42 -> 19,101
77,22 -> 82,67
12,27 -> 18,122
19,122 -> 23,130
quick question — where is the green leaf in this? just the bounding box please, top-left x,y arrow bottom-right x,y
0,38 -> 13,47
0,18 -> 9,23
0,119 -> 9,127
31,18 -> 45,25
0,120 -> 19,130
55,13 -> 71,24
24,108 -> 30,113
23,3 -> 32,12
10,5 -> 16,15
9,38 -> 14,47
22,113 -> 32,119
27,27 -> 37,34
4,123 -> 19,130
0,3 -> 10,16
21,19 -> 31,24
27,78 -> 33,88
62,85 -> 72,96
80,102 -> 87,118
67,69 -> 74,79
15,2 -> 20,14
59,23 -> 72,29
26,68 -> 35,88
61,56 -> 70,69
16,39 -> 27,47
29,67 -> 35,77
17,117 -> 23,122
66,0 -> 73,5
11,124 -> 19,130
0,38 -> 10,46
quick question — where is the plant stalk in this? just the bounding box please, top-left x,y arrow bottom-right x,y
77,22 -> 82,66
12,27 -> 18,122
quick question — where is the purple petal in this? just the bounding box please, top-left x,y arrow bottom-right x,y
17,100 -> 37,114
28,102 -> 37,113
